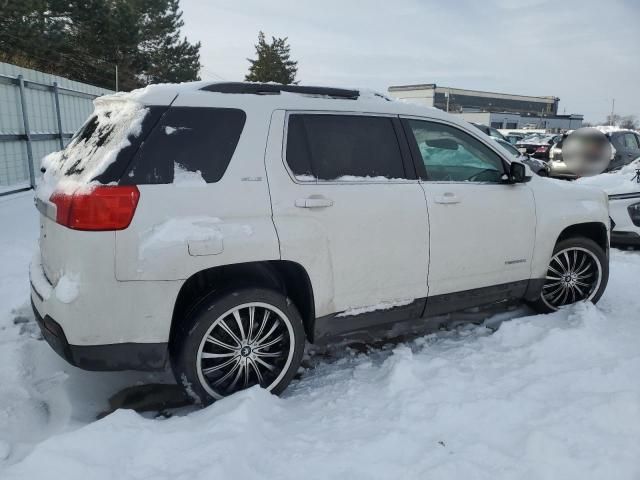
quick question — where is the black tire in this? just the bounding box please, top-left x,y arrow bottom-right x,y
170,287 -> 306,405
529,236 -> 608,314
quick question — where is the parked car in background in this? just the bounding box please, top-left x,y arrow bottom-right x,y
503,133 -> 525,145
549,129 -> 640,179
31,82 -> 611,405
516,134 -> 561,160
470,122 -> 507,141
494,138 -> 550,176
578,159 -> 640,246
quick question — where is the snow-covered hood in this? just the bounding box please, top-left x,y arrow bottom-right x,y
516,135 -> 555,146
576,159 -> 640,196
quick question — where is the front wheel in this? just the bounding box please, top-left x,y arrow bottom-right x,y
530,237 -> 608,313
170,288 -> 306,405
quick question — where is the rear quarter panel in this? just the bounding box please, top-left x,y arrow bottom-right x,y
115,102 -> 280,281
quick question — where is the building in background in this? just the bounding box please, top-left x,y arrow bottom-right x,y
387,83 -> 583,131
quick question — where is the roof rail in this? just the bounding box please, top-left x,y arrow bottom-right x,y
200,82 -> 359,99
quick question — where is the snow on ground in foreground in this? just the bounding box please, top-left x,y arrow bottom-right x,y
1,193 -> 640,479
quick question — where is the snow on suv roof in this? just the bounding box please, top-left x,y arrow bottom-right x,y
99,81 -> 447,119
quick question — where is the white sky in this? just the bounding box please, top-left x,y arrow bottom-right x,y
180,0 -> 639,122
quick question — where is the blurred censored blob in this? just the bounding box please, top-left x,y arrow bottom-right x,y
563,128 -> 612,177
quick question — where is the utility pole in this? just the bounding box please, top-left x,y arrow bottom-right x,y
445,89 -> 450,113
610,98 -> 615,125
115,64 -> 119,92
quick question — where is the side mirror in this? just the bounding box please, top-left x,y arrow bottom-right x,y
508,161 -> 528,183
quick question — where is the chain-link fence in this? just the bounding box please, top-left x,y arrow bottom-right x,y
0,62 -> 113,196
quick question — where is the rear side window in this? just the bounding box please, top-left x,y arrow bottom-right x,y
286,114 -> 406,180
125,107 -> 246,184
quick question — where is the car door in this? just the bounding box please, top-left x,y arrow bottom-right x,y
266,111 -> 429,319
401,117 -> 536,309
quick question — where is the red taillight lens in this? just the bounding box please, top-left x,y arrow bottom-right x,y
535,145 -> 549,153
50,185 -> 140,231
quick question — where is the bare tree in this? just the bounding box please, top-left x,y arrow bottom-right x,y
620,115 -> 639,130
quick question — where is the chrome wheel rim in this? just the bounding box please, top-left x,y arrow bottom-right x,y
196,302 -> 295,399
541,247 -> 602,311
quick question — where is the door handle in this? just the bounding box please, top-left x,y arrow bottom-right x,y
295,196 -> 334,208
434,192 -> 461,204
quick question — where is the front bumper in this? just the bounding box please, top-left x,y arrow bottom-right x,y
608,196 -> 640,246
611,231 -> 640,246
31,298 -> 168,371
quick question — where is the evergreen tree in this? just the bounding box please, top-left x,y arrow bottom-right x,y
0,0 -> 201,90
245,31 -> 298,85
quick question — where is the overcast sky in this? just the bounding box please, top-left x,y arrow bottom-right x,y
180,0 -> 639,122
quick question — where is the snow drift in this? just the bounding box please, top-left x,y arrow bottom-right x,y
1,193 -> 640,479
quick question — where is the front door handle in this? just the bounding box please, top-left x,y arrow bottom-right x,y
295,196 -> 334,208
434,192 -> 461,204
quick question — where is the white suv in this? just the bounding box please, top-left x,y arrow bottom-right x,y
31,82 -> 610,404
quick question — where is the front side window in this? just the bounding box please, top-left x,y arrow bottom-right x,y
406,119 -> 505,182
286,114 -> 406,181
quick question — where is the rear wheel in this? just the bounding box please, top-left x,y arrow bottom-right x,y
170,287 -> 305,405
530,237 -> 608,313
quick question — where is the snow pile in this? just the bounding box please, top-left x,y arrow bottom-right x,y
173,163 -> 206,186
338,298 -> 414,317
594,125 -> 627,135
53,273 -> 79,304
2,194 -> 640,478
294,174 -> 407,182
577,159 -> 640,195
37,99 -> 149,202
139,216 -> 252,259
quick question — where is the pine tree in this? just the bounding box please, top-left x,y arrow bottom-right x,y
0,0 -> 201,90
245,31 -> 298,85
135,0 -> 201,85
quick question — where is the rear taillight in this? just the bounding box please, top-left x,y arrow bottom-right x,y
50,185 -> 140,231
535,145 -> 550,153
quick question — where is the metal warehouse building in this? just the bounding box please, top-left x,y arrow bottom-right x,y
387,83 -> 582,131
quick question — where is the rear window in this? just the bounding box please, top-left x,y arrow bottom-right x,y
124,107 -> 246,184
286,114 -> 406,180
44,102 -> 166,185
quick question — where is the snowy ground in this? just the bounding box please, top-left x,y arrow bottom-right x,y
1,191 -> 640,479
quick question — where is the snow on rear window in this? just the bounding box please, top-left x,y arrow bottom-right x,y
37,100 -> 149,200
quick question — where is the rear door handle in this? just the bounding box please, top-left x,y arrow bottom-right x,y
434,192 -> 461,204
295,196 -> 334,208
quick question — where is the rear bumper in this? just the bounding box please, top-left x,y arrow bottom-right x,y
31,298 -> 167,371
30,250 -> 177,371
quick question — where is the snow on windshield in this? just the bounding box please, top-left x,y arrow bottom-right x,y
37,100 -> 149,201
